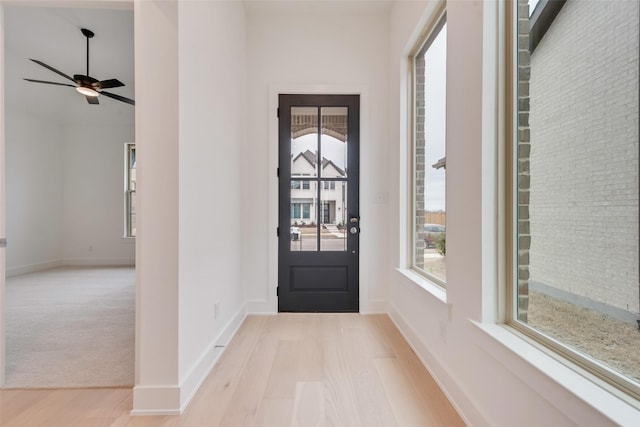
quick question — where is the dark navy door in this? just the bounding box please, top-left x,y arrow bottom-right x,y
278,94 -> 360,312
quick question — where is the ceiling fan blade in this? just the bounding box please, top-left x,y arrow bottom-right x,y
24,78 -> 75,87
101,91 -> 135,106
86,96 -> 99,105
29,59 -> 76,83
98,79 -> 125,89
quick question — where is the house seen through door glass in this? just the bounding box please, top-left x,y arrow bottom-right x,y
290,107 -> 348,252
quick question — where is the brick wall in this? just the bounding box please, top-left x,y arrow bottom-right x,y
528,0 -> 639,315
517,0 -> 531,322
415,55 -> 426,270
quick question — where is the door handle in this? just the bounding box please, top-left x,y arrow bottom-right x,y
349,226 -> 359,235
0,238 -> 6,248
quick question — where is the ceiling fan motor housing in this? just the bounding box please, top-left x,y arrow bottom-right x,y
81,28 -> 94,38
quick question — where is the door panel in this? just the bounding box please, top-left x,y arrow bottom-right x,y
278,94 -> 359,312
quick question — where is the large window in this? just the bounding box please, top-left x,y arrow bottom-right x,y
411,9 -> 447,285
125,143 -> 136,238
511,0 -> 639,399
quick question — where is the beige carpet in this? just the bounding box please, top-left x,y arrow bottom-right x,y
4,266 -> 135,388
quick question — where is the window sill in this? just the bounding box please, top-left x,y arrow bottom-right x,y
395,268 -> 447,304
471,321 -> 640,425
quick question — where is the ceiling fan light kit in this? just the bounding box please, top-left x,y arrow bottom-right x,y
23,28 -> 134,106
76,86 -> 99,97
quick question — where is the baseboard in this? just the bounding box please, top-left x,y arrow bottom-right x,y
6,259 -> 63,277
131,304 -> 248,415
131,385 -> 182,416
178,304 -> 248,412
61,257 -> 135,267
360,299 -> 388,314
246,299 -> 277,314
387,303 -> 488,427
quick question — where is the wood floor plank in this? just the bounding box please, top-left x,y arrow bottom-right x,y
296,313 -> 324,382
373,315 -> 466,426
399,355 -> 466,427
177,315 -> 268,426
291,381 -> 325,427
322,338 -> 363,426
341,322 -> 398,427
218,316 -> 282,426
1,314 -> 465,427
278,313 -> 304,340
374,357 -> 433,426
263,340 -> 300,399
255,398 -> 294,427
0,389 -> 50,425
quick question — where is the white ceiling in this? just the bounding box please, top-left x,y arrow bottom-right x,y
244,0 -> 394,15
3,5 -> 134,125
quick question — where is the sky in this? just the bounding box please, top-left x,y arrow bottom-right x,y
529,0 -> 540,15
422,23 -> 447,212
292,133 -> 347,171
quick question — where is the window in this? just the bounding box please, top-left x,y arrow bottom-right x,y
322,181 -> 335,190
291,203 -> 311,220
291,180 -> 310,190
124,143 -> 136,238
511,0 -> 639,399
411,9 -> 447,285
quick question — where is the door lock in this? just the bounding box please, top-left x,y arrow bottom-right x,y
350,226 -> 359,235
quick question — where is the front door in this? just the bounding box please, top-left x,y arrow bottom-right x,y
278,94 -> 360,312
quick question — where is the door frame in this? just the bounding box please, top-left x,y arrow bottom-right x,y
258,84 -> 372,314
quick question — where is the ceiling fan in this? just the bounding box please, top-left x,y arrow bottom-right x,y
24,28 -> 134,106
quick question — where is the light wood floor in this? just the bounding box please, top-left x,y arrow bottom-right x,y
0,314 -> 465,426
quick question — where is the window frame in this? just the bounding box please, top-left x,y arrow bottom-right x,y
124,142 -> 136,238
505,0 -> 640,404
408,2 -> 447,286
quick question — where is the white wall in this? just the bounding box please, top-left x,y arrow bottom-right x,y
62,123 -> 135,265
5,110 -> 63,275
245,5 -> 391,313
5,113 -> 135,276
388,1 -> 640,426
133,0 -> 180,413
177,0 -> 247,409
132,0 -> 248,414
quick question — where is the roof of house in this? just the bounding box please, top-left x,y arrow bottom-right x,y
293,149 -> 346,176
432,156 -> 446,170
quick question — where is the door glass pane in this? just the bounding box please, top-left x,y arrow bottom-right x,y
320,181 -> 347,252
290,186 -> 317,251
320,107 -> 348,178
291,107 -> 319,178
